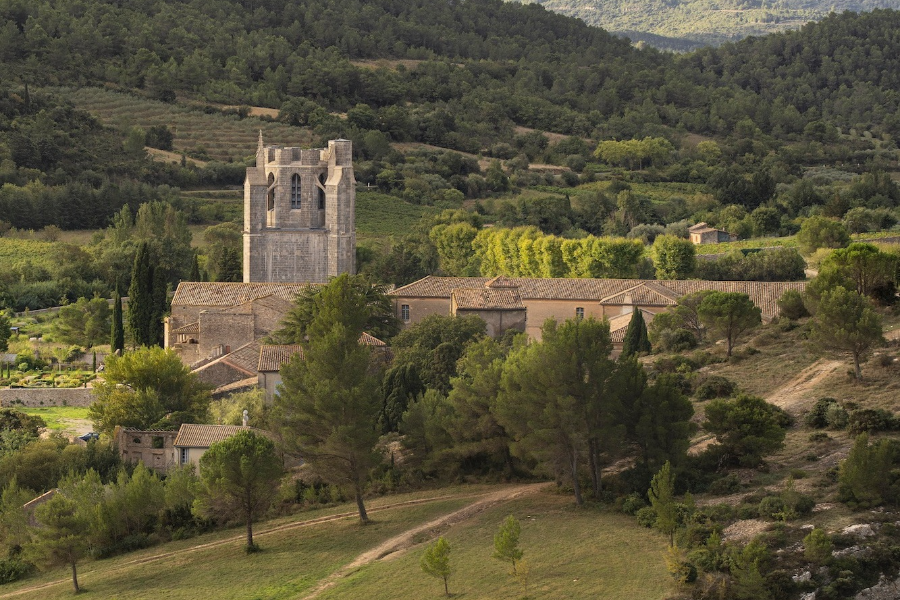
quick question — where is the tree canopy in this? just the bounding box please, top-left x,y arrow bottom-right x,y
88,346 -> 212,434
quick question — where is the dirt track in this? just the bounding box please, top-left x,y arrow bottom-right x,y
0,484 -> 545,599
300,483 -> 546,600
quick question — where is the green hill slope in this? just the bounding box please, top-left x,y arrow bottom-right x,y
512,0 -> 900,48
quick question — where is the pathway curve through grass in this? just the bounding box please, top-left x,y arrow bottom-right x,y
300,482 -> 547,600
0,485 -> 544,599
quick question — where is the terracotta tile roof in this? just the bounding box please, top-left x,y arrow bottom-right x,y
688,222 -> 709,231
258,333 -> 386,372
485,275 -> 518,288
174,424 -> 271,448
172,282 -> 316,307
213,377 -> 259,397
358,332 -> 387,347
172,322 -> 200,335
391,276 -> 806,320
608,309 -> 657,343
599,282 -> 680,306
452,288 -> 525,310
220,341 -> 263,375
663,280 -> 806,320
258,345 -> 303,372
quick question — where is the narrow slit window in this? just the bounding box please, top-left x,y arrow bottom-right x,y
290,173 -> 301,209
318,173 -> 326,210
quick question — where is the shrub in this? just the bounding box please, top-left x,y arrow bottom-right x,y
848,408 -> 898,435
708,473 -> 741,495
636,506 -> 658,528
805,398 -> 839,429
0,558 -> 32,584
694,375 -> 736,400
621,492 -> 648,515
778,289 -> 810,320
653,355 -> 699,374
758,495 -> 786,519
826,403 -> 849,430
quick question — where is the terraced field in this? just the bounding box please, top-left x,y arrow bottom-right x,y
57,87 -> 313,162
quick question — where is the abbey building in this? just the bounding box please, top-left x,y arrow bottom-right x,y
243,135 -> 356,283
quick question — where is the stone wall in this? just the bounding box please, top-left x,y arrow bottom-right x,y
0,387 -> 93,407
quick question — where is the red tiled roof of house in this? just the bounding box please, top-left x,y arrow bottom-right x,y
599,282 -> 680,306
452,288 -> 524,310
391,276 -> 806,320
172,282 -> 316,307
257,333 -> 386,372
171,322 -> 200,335
173,424 -> 271,448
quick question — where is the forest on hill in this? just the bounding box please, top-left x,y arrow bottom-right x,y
1,0 -> 900,310
513,0 -> 900,49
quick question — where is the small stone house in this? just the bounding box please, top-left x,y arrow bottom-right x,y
172,423 -> 272,468
689,222 -> 738,244
114,427 -> 179,474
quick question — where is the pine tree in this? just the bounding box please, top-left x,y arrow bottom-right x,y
493,515 -> 524,575
421,537 -> 452,596
127,243 -> 154,347
621,308 -> 651,357
111,290 -> 124,353
649,461 -> 677,547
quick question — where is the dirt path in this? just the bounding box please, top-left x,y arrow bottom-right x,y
763,358 -> 843,415
300,482 -> 547,600
689,358 -> 842,457
0,485 -> 543,599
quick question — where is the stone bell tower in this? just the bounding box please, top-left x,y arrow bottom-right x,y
243,134 -> 356,283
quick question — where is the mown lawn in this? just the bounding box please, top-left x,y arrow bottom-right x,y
0,493 -> 477,600
19,406 -> 92,433
319,491 -> 673,600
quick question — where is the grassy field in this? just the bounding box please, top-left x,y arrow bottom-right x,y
19,406 -> 92,433
356,191 -> 438,238
0,238 -> 60,271
319,492 -> 672,600
0,485 -> 671,600
57,87 -> 313,162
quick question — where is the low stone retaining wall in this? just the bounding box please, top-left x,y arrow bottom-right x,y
0,388 -> 93,407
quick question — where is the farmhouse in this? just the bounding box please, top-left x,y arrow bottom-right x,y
689,222 -> 738,244
390,276 -> 806,341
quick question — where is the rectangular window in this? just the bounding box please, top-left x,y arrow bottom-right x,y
401,304 -> 410,322
180,448 -> 188,465
575,307 -> 584,320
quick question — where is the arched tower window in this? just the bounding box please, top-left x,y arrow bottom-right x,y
290,174 -> 301,209
267,173 -> 275,212
318,173 -> 326,210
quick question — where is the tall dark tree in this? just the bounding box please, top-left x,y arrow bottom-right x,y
189,253 -> 201,282
127,242 -> 155,347
275,274 -> 383,523
110,290 -> 124,354
621,309 -> 651,357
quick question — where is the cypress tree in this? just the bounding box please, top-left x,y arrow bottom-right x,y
150,263 -> 168,347
127,243 -> 154,347
111,290 -> 124,353
621,308 -> 651,357
189,253 -> 201,282
217,247 -> 242,282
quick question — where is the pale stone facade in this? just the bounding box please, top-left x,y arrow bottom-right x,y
391,276 -> 807,343
244,135 -> 356,283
